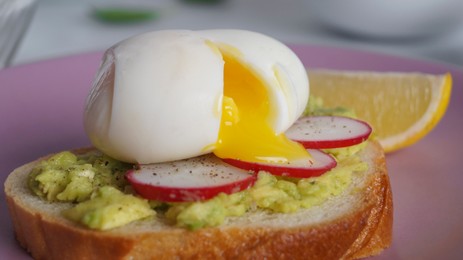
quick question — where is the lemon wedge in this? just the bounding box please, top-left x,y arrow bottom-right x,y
308,70 -> 452,153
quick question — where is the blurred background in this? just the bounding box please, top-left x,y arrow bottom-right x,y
3,0 -> 463,68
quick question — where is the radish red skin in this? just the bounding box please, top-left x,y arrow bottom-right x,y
298,136 -> 369,149
125,154 -> 257,202
286,116 -> 372,149
222,149 -> 337,178
126,169 -> 256,202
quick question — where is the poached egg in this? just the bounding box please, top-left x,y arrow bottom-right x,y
84,29 -> 310,164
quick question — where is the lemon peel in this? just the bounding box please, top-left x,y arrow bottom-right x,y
308,70 -> 452,153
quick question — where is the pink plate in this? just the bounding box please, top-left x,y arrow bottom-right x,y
1,45 -> 462,259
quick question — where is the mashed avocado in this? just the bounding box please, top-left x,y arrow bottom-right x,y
304,96 -> 356,118
28,96 -> 370,230
27,151 -> 155,229
29,151 -> 131,202
165,189 -> 251,230
63,186 -> 154,230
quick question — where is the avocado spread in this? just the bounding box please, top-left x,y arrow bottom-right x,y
28,96 -> 369,230
63,186 -> 154,230
29,151 -> 131,202
28,150 -> 154,229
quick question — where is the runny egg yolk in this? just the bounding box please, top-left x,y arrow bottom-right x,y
213,52 -> 311,163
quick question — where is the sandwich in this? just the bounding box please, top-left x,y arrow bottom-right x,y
4,29 -> 392,259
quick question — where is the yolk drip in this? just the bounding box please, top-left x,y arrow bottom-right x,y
213,53 -> 310,163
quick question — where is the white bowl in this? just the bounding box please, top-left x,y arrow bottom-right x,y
304,0 -> 463,39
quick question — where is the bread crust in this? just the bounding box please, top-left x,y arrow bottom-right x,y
4,141 -> 392,260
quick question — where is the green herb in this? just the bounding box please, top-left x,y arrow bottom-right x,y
93,8 -> 159,23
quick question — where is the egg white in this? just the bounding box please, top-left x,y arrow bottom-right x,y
84,30 -> 309,164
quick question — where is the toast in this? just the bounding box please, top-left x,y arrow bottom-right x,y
4,140 -> 392,260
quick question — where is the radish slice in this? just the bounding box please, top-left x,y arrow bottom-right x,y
285,116 -> 372,149
222,149 -> 336,178
126,154 -> 256,202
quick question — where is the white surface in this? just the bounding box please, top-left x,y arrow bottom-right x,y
9,0 -> 463,68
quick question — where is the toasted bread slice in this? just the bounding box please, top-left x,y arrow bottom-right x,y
4,141 -> 392,260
